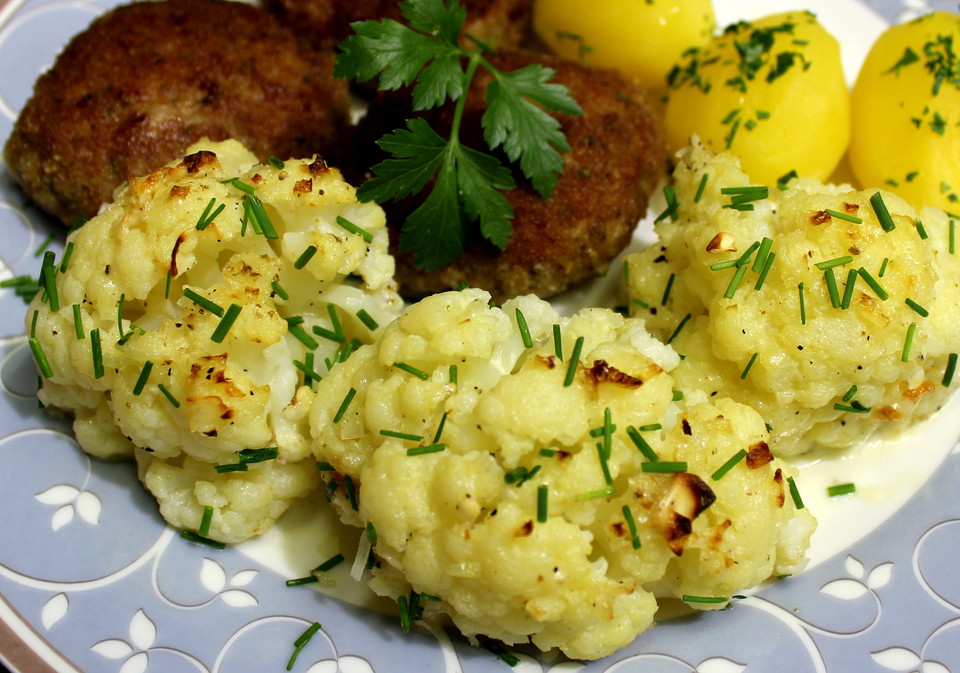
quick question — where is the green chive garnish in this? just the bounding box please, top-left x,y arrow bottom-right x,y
287,622 -> 322,671
824,268 -> 841,308
222,177 -> 255,195
72,304 -> 84,339
842,385 -> 858,402
315,461 -> 334,471
798,282 -> 807,325
574,487 -> 617,501
183,288 -> 225,317
740,352 -> 759,380
654,184 -> 679,223
393,361 -> 429,379
641,461 -> 688,473
365,521 -> 377,544
215,463 -> 249,474
42,263 -> 59,312
244,195 -> 278,239
622,505 -> 641,549
553,324 -> 563,360
198,506 -> 214,537
158,384 -> 181,408
754,251 -> 776,290
682,595 -> 729,605
944,353 -> 958,386
905,298 -> 929,317
449,364 -> 458,385
312,304 -> 345,343
271,281 -> 289,300
694,173 -> 709,203
627,426 -> 659,462
59,242 -> 74,273
179,530 -> 225,549
666,313 -> 692,345
356,309 -> 379,331
840,268 -> 858,309
333,388 -> 356,423
316,553 -> 345,572
827,483 -> 856,497
335,215 -> 373,243
196,198 -> 225,230
869,192 -> 896,232
515,308 -> 533,348
407,443 -> 445,456
815,256 -> 853,270
210,304 -> 242,343
661,272 -> 676,306
915,218 -> 929,239
901,322 -> 917,363
33,233 -> 54,257
724,264 -> 748,299
787,476 -> 805,509
28,337 -> 53,378
824,208 -> 863,224
564,336 -> 584,387
294,245 -> 318,270
285,576 -> 318,587
90,328 -> 104,379
164,269 -> 173,299
133,361 -> 153,395
537,485 -> 548,523
380,429 -> 423,441
712,449 -> 747,480
834,402 -> 871,414
751,237 -> 774,273
432,412 -> 448,444
288,323 -> 319,351
858,267 -> 889,300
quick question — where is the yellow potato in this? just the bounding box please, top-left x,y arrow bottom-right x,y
664,12 -> 850,186
850,12 -> 960,212
532,0 -> 715,92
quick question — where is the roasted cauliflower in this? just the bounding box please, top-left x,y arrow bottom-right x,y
627,139 -> 960,455
27,139 -> 402,542
309,288 -> 814,660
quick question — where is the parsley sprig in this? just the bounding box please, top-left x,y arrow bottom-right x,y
334,0 -> 582,271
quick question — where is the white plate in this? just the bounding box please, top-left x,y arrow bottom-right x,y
2,1 -> 960,672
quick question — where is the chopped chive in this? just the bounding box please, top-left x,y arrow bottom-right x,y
393,361 -> 429,379
710,259 -> 739,271
157,384 -> 180,408
798,282 -> 807,324
627,426 -> 659,462
661,273 -> 676,306
682,595 -> 729,605
840,268 -> 859,309
315,553 -> 345,573
944,353 -> 958,386
0,275 -> 34,289
244,195 -> 278,239
901,322 -> 917,363
344,475 -> 358,510
293,358 -> 322,383
335,215 -> 373,243
723,264 -> 748,299
654,184 -> 679,223
824,208 -> 863,224
407,443 -> 445,456
315,461 -> 334,471
721,185 -> 768,204
842,385 -> 858,402
397,595 -> 411,633
666,313 -> 692,345
164,269 -> 173,299
267,156 -> 285,169
481,639 -> 520,667
537,484 -> 548,523
740,352 -> 759,380
356,308 -> 379,331
905,298 -> 929,317
222,177 -> 256,195
641,461 -> 687,473
515,308 -> 533,348
449,364 -> 458,385
179,530 -> 225,549
596,444 -> 613,485
751,237 -> 774,273
365,521 -> 377,545
33,233 -> 54,257
210,304 -> 242,343
28,337 -> 53,378
288,323 -> 319,350
239,447 -> 279,464
198,506 -> 214,537
712,449 -> 747,480
539,448 -> 558,458
694,173 -> 709,203
632,297 -> 650,309
214,463 -> 249,474
294,245 -> 318,269
71,304 -> 84,339
915,218 -> 929,239
183,288 -> 225,317
816,256 -> 854,270
869,192 -> 896,232
777,169 -> 798,190
42,264 -> 59,312
133,361 -> 153,395
195,198 -> 225,230
553,324 -> 563,360
564,336 -> 584,387
827,483 -> 856,497
117,293 -> 126,336
284,575 -> 318,587
287,622 -> 322,671
621,505 -> 641,549
433,412 -> 448,443
380,429 -> 423,441
59,242 -> 74,273
855,267 -> 887,301
90,328 -> 104,379
824,268 -> 841,308
31,309 -> 39,338
753,251 -> 776,291
672,390 -> 684,401
333,388 -> 356,423
271,281 -> 289,300
787,476 -> 805,509
834,402 -> 872,414
574,486 -> 617,501
312,304 -> 345,343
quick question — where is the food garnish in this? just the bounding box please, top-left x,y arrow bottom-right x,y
334,0 -> 583,272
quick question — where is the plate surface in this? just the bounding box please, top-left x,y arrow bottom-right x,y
2,1 -> 960,673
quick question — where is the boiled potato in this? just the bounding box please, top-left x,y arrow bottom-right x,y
664,12 -> 850,186
850,12 -> 960,212
532,0 -> 715,92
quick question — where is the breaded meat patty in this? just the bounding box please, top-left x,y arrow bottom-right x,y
263,0 -> 532,51
3,0 -> 352,227
348,49 -> 667,302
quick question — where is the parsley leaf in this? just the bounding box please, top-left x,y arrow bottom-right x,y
335,0 -> 582,272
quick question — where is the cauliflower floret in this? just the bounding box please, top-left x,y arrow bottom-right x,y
309,289 -> 815,660
28,139 -> 402,543
627,139 -> 960,455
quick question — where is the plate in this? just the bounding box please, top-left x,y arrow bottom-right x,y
2,1 -> 960,672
